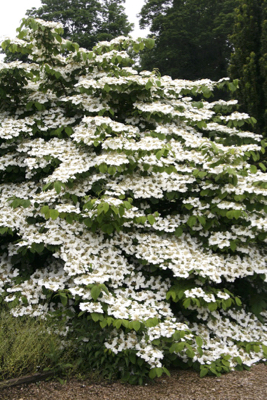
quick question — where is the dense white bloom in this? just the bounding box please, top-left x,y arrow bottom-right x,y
0,18 -> 267,378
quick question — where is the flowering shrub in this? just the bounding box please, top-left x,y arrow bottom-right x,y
1,18 -> 267,383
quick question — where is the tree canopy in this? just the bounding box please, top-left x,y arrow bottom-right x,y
229,0 -> 267,136
139,0 -> 238,80
1,18 -> 267,383
26,0 -> 133,49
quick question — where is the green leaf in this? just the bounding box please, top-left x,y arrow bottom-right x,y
166,290 -> 176,301
99,164 -> 107,173
246,344 -> 252,353
108,166 -> 116,175
187,216 -> 197,228
195,336 -> 203,347
144,38 -> 155,50
145,318 -> 158,327
226,210 -> 241,220
232,175 -> 238,186
35,102 -> 44,111
54,181 -> 61,194
91,285 -> 101,301
172,331 -> 181,341
136,216 -> 147,224
174,227 -> 183,237
259,163 -> 266,172
99,319 -> 107,328
31,20 -> 38,31
208,302 -> 217,311
22,200 -> 31,208
101,224 -> 114,234
183,298 -> 191,308
156,149 -> 164,159
91,312 -> 103,322
162,367 -> 171,377
198,216 -> 206,226
262,345 -> 267,356
234,356 -> 242,366
129,353 -> 136,364
133,42 -> 140,52
99,284 -> 109,295
26,101 -> 33,110
102,203 -> 109,213
147,215 -> 155,225
200,368 -> 209,378
253,345 -> 260,353
149,368 -> 157,379
42,182 -> 53,192
228,82 -> 237,92
197,121 -> 207,129
230,241 -> 237,252
104,83 -> 110,92
131,321 -> 141,331
65,126 -> 73,136
83,218 -> 92,228
50,209 -> 59,220
235,297 -> 242,306
184,204 -> 194,210
155,367 -> 163,377
54,33 -> 62,43
121,319 -> 129,328
60,293 -> 68,306
250,165 -> 257,174
32,243 -> 44,254
123,201 -> 132,210
41,205 -> 50,219
145,80 -> 153,90
169,342 -> 186,353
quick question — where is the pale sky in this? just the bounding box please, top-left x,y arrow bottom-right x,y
0,0 -> 149,43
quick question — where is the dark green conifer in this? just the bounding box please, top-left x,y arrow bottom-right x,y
139,0 -> 238,81
229,0 -> 267,135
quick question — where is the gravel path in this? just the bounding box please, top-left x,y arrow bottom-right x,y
1,364 -> 266,400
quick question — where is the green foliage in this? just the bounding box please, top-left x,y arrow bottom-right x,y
65,315 -> 152,384
229,0 -> 267,136
26,0 -> 133,50
139,0 -> 238,80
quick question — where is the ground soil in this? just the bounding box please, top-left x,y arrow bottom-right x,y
1,364 -> 267,400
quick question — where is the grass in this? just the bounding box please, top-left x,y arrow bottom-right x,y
0,308 -> 74,381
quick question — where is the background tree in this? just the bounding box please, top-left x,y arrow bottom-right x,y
26,0 -> 133,49
139,0 -> 238,81
229,0 -> 267,135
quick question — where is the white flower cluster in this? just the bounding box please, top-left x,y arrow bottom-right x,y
34,19 -> 63,30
